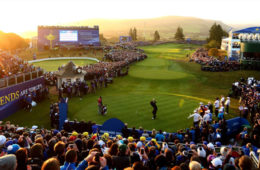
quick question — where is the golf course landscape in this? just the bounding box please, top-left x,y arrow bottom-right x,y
6,43 -> 260,132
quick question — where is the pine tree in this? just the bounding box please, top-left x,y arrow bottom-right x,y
154,30 -> 160,41
174,27 -> 185,41
207,23 -> 228,48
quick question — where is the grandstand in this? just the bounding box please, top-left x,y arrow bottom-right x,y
221,27 -> 260,69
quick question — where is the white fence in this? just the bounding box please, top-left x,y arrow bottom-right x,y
28,57 -> 99,64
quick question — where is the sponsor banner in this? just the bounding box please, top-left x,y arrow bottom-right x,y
0,77 -> 45,120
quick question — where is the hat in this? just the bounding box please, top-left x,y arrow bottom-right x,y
119,144 -> 127,153
53,130 -> 59,135
7,144 -> 20,154
151,138 -> 156,142
207,143 -> 215,150
16,127 -> 24,131
83,132 -> 89,137
203,141 -> 208,145
128,136 -> 134,142
69,136 -> 76,141
103,133 -> 109,138
98,140 -> 105,146
216,141 -> 221,147
91,134 -> 97,140
190,141 -> 195,145
197,147 -> 206,158
140,136 -> 146,142
5,140 -> 13,148
136,141 -> 143,148
72,131 -> 78,136
116,135 -> 122,140
31,125 -> 38,130
0,135 -> 6,145
211,158 -> 222,167
64,120 -> 68,123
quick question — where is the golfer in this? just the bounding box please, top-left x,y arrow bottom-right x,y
150,98 -> 158,119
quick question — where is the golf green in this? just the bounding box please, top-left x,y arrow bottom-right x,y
33,59 -> 96,71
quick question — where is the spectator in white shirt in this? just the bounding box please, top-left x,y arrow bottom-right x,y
225,97 -> 230,114
220,96 -> 225,106
214,97 -> 220,117
188,110 -> 202,127
203,110 -> 211,124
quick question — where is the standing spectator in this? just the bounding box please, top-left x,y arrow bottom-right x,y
214,97 -> 220,117
225,97 -> 231,114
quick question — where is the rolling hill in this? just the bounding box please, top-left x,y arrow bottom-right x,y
21,16 -> 232,40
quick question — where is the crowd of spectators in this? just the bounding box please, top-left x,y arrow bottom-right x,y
21,86 -> 49,112
190,48 -> 240,72
230,77 -> 260,147
0,116 -> 259,170
52,48 -> 147,99
0,52 -> 39,79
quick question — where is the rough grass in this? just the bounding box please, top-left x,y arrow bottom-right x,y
6,43 -> 260,132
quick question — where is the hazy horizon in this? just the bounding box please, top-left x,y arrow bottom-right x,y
1,0 -> 259,36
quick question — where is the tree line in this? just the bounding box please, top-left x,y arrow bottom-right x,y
0,31 -> 28,51
128,26 -> 185,42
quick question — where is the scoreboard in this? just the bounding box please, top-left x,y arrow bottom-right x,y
37,26 -> 100,50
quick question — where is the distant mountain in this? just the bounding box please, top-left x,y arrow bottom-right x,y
21,16 -> 232,40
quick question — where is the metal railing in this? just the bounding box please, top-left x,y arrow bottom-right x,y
0,69 -> 44,89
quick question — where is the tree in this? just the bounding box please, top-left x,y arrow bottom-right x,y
174,26 -> 185,41
204,40 -> 219,49
0,32 -> 28,50
208,48 -> 219,57
154,30 -> 160,41
207,23 -> 228,48
99,34 -> 107,44
132,27 -> 137,41
129,28 -> 133,39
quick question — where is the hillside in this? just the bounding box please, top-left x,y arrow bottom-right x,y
70,16 -> 231,40
20,16 -> 232,40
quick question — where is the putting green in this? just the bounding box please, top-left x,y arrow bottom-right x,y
33,59 -> 96,71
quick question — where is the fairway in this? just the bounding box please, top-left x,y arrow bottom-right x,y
33,59 -> 96,71
6,43 -> 260,132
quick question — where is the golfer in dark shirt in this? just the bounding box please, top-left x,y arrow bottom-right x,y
150,98 -> 157,119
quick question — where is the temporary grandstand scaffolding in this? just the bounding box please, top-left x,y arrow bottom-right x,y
0,69 -> 44,89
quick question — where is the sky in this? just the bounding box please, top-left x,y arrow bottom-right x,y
0,0 -> 259,35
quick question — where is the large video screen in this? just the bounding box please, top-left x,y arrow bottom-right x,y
59,30 -> 78,42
